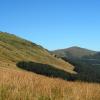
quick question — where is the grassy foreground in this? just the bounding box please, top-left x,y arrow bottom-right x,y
0,67 -> 100,100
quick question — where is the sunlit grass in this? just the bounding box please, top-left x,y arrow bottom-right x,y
0,67 -> 100,100
0,32 -> 75,73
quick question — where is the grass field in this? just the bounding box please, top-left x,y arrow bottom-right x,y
1,67 -> 100,100
0,32 -> 75,74
0,32 -> 100,100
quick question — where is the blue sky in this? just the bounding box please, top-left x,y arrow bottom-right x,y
0,0 -> 100,51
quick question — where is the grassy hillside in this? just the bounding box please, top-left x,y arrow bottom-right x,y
1,67 -> 100,100
53,46 -> 96,58
53,47 -> 100,83
1,32 -> 100,100
0,32 -> 75,75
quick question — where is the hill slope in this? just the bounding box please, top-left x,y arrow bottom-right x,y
0,32 -> 100,100
1,66 -> 100,100
0,32 -> 76,79
53,47 -> 100,82
53,46 -> 96,58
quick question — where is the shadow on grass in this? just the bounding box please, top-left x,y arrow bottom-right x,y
61,57 -> 100,83
16,61 -> 75,81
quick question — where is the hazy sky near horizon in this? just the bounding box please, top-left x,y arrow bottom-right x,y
0,0 -> 100,51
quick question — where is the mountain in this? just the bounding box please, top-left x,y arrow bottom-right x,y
1,32 -> 100,82
53,46 -> 97,58
0,32 -> 100,100
0,32 -> 76,80
53,46 -> 100,82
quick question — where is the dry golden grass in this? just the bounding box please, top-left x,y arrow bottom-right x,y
0,67 -> 100,100
0,32 -> 75,74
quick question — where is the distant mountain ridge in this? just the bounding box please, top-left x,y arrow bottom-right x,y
53,46 -> 97,58
52,46 -> 100,82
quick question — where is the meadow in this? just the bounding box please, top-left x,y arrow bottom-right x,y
1,67 -> 100,100
0,32 -> 100,100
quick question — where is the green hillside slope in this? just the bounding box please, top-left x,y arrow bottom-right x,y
0,32 -> 100,100
53,47 -> 100,83
0,32 -> 76,80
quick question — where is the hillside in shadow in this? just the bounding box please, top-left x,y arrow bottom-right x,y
17,61 -> 100,83
17,61 -> 75,81
61,57 -> 100,83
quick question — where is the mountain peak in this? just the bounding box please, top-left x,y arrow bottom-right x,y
53,46 -> 96,58
67,46 -> 90,50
